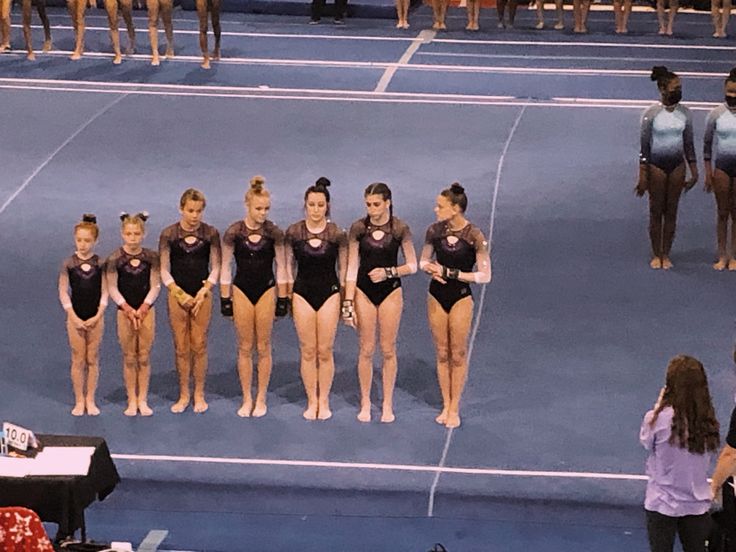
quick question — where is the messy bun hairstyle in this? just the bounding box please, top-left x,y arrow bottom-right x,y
245,175 -> 269,203
440,182 -> 468,213
651,65 -> 678,90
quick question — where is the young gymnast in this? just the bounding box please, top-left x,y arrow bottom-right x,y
67,0 -> 90,59
107,212 -> 161,416
344,183 -> 417,423
58,214 -> 108,416
612,0 -> 632,33
220,176 -> 289,418
285,177 -> 348,421
395,0 -> 409,28
656,0 -> 679,35
103,0 -> 135,64
534,0 -> 564,30
704,68 -> 736,270
637,66 -> 698,270
711,0 -> 731,37
420,183 -> 491,429
159,189 -> 221,414
195,0 -> 221,69
0,0 -> 52,59
430,0 -> 449,30
147,0 -> 174,66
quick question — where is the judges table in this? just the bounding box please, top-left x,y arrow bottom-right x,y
0,435 -> 120,539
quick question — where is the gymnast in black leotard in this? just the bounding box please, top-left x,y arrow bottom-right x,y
344,183 -> 417,423
285,177 -> 347,421
637,66 -> 698,270
58,214 -> 108,417
420,183 -> 491,429
220,176 -> 288,418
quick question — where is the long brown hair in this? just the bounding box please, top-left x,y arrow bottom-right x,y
651,355 -> 720,454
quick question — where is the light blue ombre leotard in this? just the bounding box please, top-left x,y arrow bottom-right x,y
704,104 -> 736,178
640,103 -> 696,174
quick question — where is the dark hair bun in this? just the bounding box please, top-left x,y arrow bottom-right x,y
315,176 -> 331,188
250,175 -> 266,191
729,67 -> 736,80
651,66 -> 668,81
450,182 -> 465,195
137,211 -> 150,222
82,213 -> 97,224
119,212 -> 129,221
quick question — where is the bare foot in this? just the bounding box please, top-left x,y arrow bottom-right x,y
432,21 -> 441,29
86,402 -> 100,416
497,21 -> 505,28
554,21 -> 564,30
151,55 -> 160,66
650,257 -> 662,269
661,257 -> 673,270
193,399 -> 208,413
252,402 -> 267,417
126,44 -> 136,55
438,22 -> 446,30
124,403 -> 137,416
138,402 -> 153,416
435,409 -> 448,425
27,52 -> 36,61
317,407 -> 332,420
714,258 -> 727,271
729,259 -> 736,271
165,47 -> 174,59
201,57 -> 210,69
445,412 -> 461,428
357,405 -> 371,422
303,405 -> 318,420
113,54 -> 122,65
402,22 -> 410,29
380,409 -> 395,423
396,21 -> 403,28
170,398 -> 189,413
70,50 -> 82,60
42,40 -> 51,52
535,20 -> 544,29
212,48 -> 220,60
0,43 -> 9,52
71,404 -> 85,416
237,402 -> 253,417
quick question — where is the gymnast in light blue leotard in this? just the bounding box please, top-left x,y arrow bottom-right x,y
704,68 -> 736,270
636,66 -> 698,270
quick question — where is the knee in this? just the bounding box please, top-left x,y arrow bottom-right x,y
435,346 -> 450,365
380,346 -> 397,364
190,338 -> 207,356
255,341 -> 271,357
359,342 -> 376,361
450,347 -> 468,366
122,352 -> 138,366
317,346 -> 333,365
300,345 -> 317,363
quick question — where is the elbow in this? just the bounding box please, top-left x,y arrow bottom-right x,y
475,272 -> 491,285
405,261 -> 418,274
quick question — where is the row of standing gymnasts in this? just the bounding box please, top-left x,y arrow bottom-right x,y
639,65 -> 736,270
0,0 -> 219,66
58,178 -> 491,428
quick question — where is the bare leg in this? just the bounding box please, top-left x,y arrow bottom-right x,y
136,308 -> 155,416
211,0 -> 220,59
161,0 -> 173,57
35,0 -> 51,50
656,0 -> 667,33
68,0 -> 87,59
377,289 -> 403,423
554,0 -> 564,27
713,169 -> 732,269
104,0 -> 122,64
147,0 -> 160,64
712,0 -> 722,36
647,165 -> 668,267
233,287 -> 256,417
168,293 -> 192,413
67,318 -> 87,416
661,163 -> 686,268
446,297 -> 473,428
0,0 -> 10,51
535,0 -> 545,28
666,0 -> 678,34
427,295 -> 451,424
496,0 -> 507,27
120,0 -> 135,53
315,294 -> 340,420
22,0 -> 34,59
620,0 -> 632,31
355,290 -> 378,422
84,318 -> 104,416
118,310 -> 139,415
195,0 -> 210,68
190,293 -> 212,413
573,0 -> 590,32
721,0 -> 731,35
252,288 -> 276,417
293,294 -> 319,420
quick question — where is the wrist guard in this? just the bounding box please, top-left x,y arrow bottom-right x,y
383,266 -> 399,279
441,266 -> 460,280
170,285 -> 191,307
275,297 -> 290,318
341,299 -> 355,320
220,297 -> 233,317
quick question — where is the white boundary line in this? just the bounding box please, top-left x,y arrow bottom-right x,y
138,530 -> 169,552
110,452 -> 647,480
374,29 -> 435,93
0,93 -> 127,216
415,51 -> 735,65
426,105 -> 528,518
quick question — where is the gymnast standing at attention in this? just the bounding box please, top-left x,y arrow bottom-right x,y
220,176 -> 289,418
107,213 -> 161,416
420,183 -> 491,429
0,0 -> 52,60
147,0 -> 174,66
704,68 -> 736,270
58,214 -> 108,416
344,183 -> 417,423
195,0 -> 221,69
285,177 -> 347,421
637,66 -> 697,270
66,0 -> 93,59
103,0 -> 135,64
159,189 -> 221,414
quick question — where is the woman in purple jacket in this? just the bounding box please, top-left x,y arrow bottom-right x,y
640,355 -> 720,552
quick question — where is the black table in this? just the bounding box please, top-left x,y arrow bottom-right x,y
0,435 -> 120,539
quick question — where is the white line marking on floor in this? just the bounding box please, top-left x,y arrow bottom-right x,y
110,452 -> 648,480
415,51 -> 734,65
138,530 -> 169,552
0,93 -> 126,217
426,105 -> 528,518
375,29 -> 435,93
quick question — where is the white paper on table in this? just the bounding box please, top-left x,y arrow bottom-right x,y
0,456 -> 32,478
25,447 -> 95,476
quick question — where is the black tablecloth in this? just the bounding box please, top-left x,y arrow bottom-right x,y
0,435 -> 120,535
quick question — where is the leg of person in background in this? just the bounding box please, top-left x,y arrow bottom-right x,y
466,0 -> 480,30
161,0 -> 173,58
712,168 -> 732,270
310,0 -> 325,23
431,0 -> 448,29
293,295 -> 319,419
613,0 -> 631,31
496,0 -> 507,27
36,0 -> 52,51
22,0 -> 35,58
83,318 -> 104,416
647,166 -> 667,269
120,0 -> 135,53
646,510 -> 678,552
136,307 -> 155,416
554,0 -> 564,27
1,0 -> 12,51
712,0 -> 723,36
506,0 -> 517,27
573,0 -> 590,32
666,0 -> 678,34
67,0 -> 87,59
656,0 -> 667,33
395,0 -> 409,28
718,0 -> 731,36
195,0 -> 211,68
660,163 -> 686,269
169,294 -> 193,413
104,0 -> 123,63
334,0 -> 347,23
190,293 -> 212,412
148,0 -> 161,65
535,0 -> 545,28
211,0 -> 221,59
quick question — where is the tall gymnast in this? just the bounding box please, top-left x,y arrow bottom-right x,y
285,177 -> 348,421
704,68 -> 736,270
107,213 -> 161,416
58,214 -> 108,416
420,183 -> 491,429
220,176 -> 289,418
343,183 -> 417,423
637,66 -> 697,270
159,189 -> 221,414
